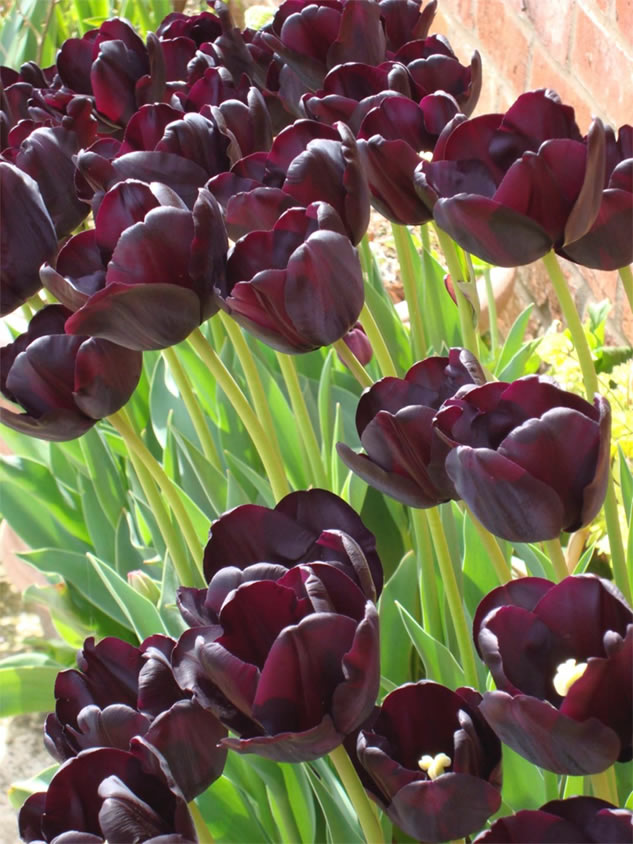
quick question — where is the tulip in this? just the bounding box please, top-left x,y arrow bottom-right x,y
216,202 -> 364,354
337,348 -> 485,507
201,488 -> 383,596
156,8 -> 222,43
474,575 -> 632,774
356,681 -> 502,842
338,321 -> 373,367
0,163 -> 57,316
0,305 -> 141,441
433,374 -> 611,542
44,634 -> 227,802
41,179 -> 227,351
172,562 -> 380,762
18,745 -> 198,843
415,89 -> 608,266
474,796 -> 633,843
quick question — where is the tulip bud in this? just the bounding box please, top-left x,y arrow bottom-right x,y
127,570 -> 161,604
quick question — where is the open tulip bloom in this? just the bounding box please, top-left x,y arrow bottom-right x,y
2,2 -> 633,843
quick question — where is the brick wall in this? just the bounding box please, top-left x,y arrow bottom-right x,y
430,0 -> 633,343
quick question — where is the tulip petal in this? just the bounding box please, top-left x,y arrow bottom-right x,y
561,188 -> 633,270
445,446 -> 565,541
40,230 -> 106,311
479,690 -> 621,774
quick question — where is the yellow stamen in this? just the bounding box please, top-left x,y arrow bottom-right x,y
553,658 -> 588,696
418,752 -> 452,780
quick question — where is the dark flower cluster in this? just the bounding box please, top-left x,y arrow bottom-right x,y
338,347 -> 611,543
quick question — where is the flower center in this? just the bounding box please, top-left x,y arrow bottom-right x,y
418,752 -> 452,779
553,658 -> 588,696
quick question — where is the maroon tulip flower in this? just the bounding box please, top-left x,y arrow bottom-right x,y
19,745 -> 198,843
338,321 -> 373,367
216,202 -> 364,353
337,348 -> 485,508
44,634 -> 227,802
433,375 -> 611,542
194,488 -> 383,597
474,575 -> 632,774
41,179 -> 227,351
0,305 -> 141,441
357,681 -> 502,842
0,163 -> 57,316
172,562 -> 380,762
559,123 -> 633,270
415,89 -> 608,266
474,796 -> 633,843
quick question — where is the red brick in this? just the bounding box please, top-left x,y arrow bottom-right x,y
529,44 -> 593,128
615,0 -> 633,49
475,0 -> 531,97
572,7 -> 633,124
521,0 -> 574,60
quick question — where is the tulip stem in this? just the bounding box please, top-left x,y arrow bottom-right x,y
425,506 -> 479,687
189,328 -> 291,501
542,250 -> 631,603
433,224 -> 480,357
219,311 -> 287,480
328,744 -> 384,844
589,765 -> 619,805
275,351 -> 329,489
359,302 -> 398,378
189,800 -> 215,843
542,538 -> 570,581
334,339 -> 374,388
391,223 -> 427,360
410,508 -> 443,640
107,411 -> 202,588
618,264 -> 633,313
464,506 -> 513,583
162,346 -> 223,472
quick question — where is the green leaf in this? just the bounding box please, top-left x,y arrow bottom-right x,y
280,763 -> 316,844
502,746 -> 547,810
378,551 -> 417,688
0,665 -> 58,716
462,514 -> 508,618
318,349 -> 335,472
195,776 -> 271,843
87,553 -> 168,641
114,511 -> 146,576
149,355 -> 197,448
80,426 -> 127,527
171,430 -> 228,518
79,473 -> 116,563
396,601 -> 466,688
224,450 -> 275,507
8,764 -> 59,810
496,338 -> 541,382
305,761 -> 363,844
513,542 -> 555,580
494,304 -> 534,377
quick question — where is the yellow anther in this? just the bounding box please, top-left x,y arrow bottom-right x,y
418,752 -> 452,780
553,658 -> 588,697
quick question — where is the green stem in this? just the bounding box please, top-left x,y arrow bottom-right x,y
189,328 -> 290,501
483,268 -> 500,355
359,302 -> 398,378
219,311 -> 286,477
543,538 -> 570,581
189,800 -> 215,844
589,765 -> 619,805
329,744 -> 384,844
275,351 -> 329,489
358,234 -> 374,279
333,338 -> 374,388
108,411 -> 202,588
410,508 -> 443,640
618,264 -> 633,313
20,302 -> 34,320
425,506 -> 479,687
465,506 -> 513,583
542,250 -> 630,602
162,346 -> 223,471
391,223 -> 427,360
433,224 -> 479,356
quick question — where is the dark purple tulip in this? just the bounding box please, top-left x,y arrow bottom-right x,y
560,124 -> 633,270
205,85 -> 274,161
337,348 -> 485,508
338,321 -> 373,367
156,9 -> 222,44
172,562 -> 380,762
0,163 -> 57,316
357,681 -> 502,842
379,0 -> 437,52
474,797 -> 633,843
415,90 -> 608,266
41,179 -> 226,351
201,488 -> 383,596
0,305 -> 141,441
44,634 -> 227,802
18,746 -> 197,843
474,575 -> 633,774
217,202 -> 364,354
433,375 -> 611,542
358,91 -> 460,224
